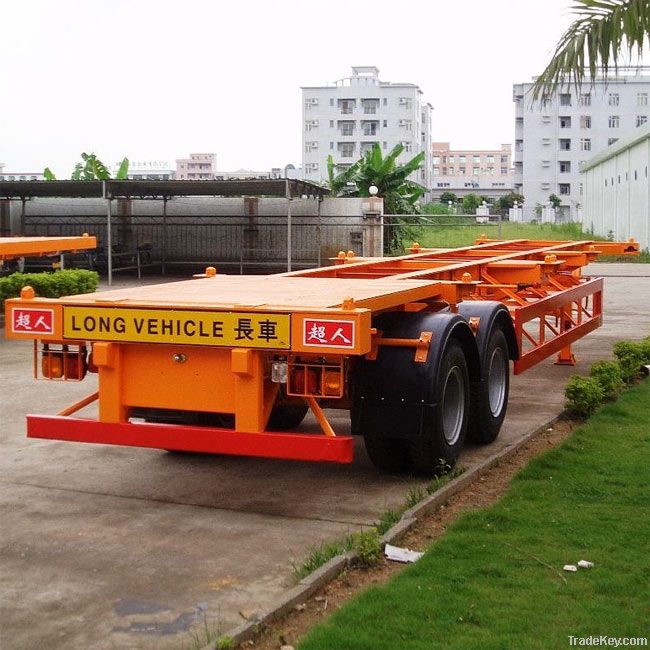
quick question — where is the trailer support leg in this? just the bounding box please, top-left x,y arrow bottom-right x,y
555,344 -> 577,366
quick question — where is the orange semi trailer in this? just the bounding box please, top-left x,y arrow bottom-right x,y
4,237 -> 639,474
0,234 -> 97,269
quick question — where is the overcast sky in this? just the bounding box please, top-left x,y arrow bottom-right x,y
0,0 -> 614,175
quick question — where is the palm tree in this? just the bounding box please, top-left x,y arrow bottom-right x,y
531,0 -> 649,102
327,143 -> 426,252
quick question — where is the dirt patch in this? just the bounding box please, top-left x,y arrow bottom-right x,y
243,418 -> 577,650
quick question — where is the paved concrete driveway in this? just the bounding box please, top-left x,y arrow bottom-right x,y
1,264 -> 649,649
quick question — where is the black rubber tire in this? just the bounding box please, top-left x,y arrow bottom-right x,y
467,328 -> 510,445
363,435 -> 411,473
409,340 -> 470,475
266,403 -> 309,431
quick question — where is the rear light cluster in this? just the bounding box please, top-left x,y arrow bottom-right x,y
287,357 -> 344,398
39,343 -> 88,381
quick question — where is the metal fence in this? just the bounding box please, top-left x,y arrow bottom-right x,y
22,213 -> 587,275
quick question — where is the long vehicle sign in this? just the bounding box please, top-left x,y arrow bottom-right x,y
62,307 -> 290,349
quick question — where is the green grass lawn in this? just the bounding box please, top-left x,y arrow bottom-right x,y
299,380 -> 650,650
398,220 -> 603,251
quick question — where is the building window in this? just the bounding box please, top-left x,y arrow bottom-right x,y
448,156 -> 455,164
608,137 -> 618,145
304,141 -> 318,152
559,93 -> 572,106
338,98 -> 356,114
402,141 -> 412,152
304,98 -> 318,109
360,141 -> 378,155
330,98 -> 334,106
329,120 -> 334,128
398,97 -> 412,109
459,155 -> 466,164
580,138 -> 591,151
559,161 -> 571,173
306,163 -> 319,173
383,120 -> 387,127
580,115 -> 591,129
382,141 -> 387,149
559,116 -> 571,128
362,120 -> 379,136
579,93 -> 591,106
500,166 -> 508,174
638,93 -> 648,107
399,119 -> 412,130
559,139 -> 571,151
337,142 -> 355,158
486,154 -> 494,163
441,166 -> 447,175
472,166 -> 480,175
608,93 -> 619,106
559,183 -> 570,195
471,154 -> 479,163
330,141 -> 334,149
637,115 -> 647,127
433,155 -> 440,164
338,120 -> 355,136
305,120 -> 319,131
362,99 -> 379,114
459,166 -> 466,174
486,166 -> 494,174
609,115 -> 620,128
433,166 -> 439,174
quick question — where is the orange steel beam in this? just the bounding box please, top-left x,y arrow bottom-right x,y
0,235 -> 97,260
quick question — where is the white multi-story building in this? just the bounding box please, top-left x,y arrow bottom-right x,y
113,160 -> 175,180
0,163 -> 45,181
513,67 -> 650,220
301,66 -> 432,192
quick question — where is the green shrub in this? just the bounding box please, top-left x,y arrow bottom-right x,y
640,336 -> 650,365
589,360 -> 624,399
613,341 -> 645,384
352,528 -> 382,568
0,270 -> 98,306
564,376 -> 604,417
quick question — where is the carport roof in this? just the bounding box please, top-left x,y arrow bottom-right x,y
0,178 -> 329,200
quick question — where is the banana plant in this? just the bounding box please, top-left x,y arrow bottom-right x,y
327,143 -> 426,253
43,153 -> 129,180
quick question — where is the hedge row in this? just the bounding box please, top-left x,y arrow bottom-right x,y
565,337 -> 650,416
0,270 -> 99,307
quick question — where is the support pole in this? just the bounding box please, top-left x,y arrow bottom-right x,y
286,179 -> 292,272
162,196 -> 167,275
20,197 -> 26,234
103,181 -> 113,286
317,195 -> 322,267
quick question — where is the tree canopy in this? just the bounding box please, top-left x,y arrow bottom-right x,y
532,0 -> 650,102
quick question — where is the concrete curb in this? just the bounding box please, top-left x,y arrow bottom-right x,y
203,414 -> 563,649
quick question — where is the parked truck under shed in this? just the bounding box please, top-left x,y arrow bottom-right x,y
4,236 -> 639,474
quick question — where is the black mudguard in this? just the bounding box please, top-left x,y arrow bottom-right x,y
457,301 -> 519,361
351,311 -> 479,439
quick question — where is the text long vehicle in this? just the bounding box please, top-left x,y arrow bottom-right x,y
63,307 -> 290,349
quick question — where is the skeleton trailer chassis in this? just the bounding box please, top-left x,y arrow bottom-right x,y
4,237 -> 639,475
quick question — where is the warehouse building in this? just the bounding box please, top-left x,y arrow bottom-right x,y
582,123 -> 650,250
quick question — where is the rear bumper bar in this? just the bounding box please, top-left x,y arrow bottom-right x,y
26,415 -> 354,464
